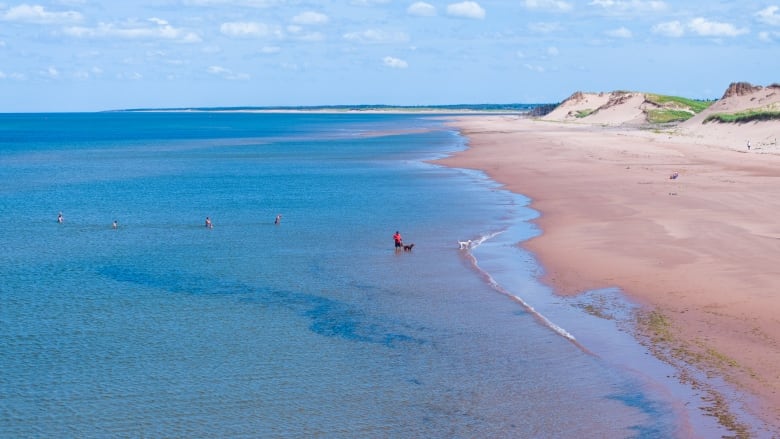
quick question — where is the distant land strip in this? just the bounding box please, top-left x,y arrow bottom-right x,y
111,103 -> 552,113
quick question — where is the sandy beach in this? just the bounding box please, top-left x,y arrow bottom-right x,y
438,106 -> 780,434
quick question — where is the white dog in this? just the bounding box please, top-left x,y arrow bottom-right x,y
458,240 -> 472,250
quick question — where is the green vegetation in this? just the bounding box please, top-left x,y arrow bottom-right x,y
645,93 -> 713,114
579,303 -> 614,320
704,110 -> 780,123
637,310 -> 674,343
575,109 -> 594,118
647,109 -> 695,124
634,309 -> 752,437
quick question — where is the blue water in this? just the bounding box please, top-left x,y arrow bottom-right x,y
0,113 -> 721,437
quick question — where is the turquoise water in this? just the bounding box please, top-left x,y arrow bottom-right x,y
0,113 -> 712,437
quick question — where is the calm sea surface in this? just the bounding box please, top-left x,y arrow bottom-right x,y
0,113 -> 725,438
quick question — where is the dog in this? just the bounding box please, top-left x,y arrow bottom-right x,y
458,240 -> 472,250
403,243 -> 415,252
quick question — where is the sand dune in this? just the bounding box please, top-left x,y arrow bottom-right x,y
544,82 -> 780,153
679,83 -> 780,152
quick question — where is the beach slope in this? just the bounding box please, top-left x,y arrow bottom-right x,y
438,83 -> 780,434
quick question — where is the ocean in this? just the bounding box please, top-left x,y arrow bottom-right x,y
0,112 -> 727,438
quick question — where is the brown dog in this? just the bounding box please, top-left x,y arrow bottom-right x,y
403,243 -> 415,252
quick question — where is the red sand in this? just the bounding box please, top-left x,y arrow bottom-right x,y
438,115 -> 780,432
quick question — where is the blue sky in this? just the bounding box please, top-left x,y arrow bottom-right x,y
1,0 -> 779,111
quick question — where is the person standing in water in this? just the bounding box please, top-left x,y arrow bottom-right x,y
393,231 -> 403,251
205,217 -> 213,229
275,214 -> 282,225
57,212 -> 63,223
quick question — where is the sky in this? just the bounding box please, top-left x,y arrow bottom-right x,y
0,0 -> 779,111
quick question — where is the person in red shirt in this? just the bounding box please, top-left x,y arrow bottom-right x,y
393,231 -> 403,251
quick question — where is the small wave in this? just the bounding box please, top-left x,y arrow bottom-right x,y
464,230 -> 577,343
464,230 -> 502,250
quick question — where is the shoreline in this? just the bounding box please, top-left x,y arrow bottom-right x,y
436,115 -> 780,436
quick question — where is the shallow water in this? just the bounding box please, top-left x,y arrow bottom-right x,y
0,112 -> 727,437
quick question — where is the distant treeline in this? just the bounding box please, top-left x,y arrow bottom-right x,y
527,103 -> 558,117
116,103 -> 554,113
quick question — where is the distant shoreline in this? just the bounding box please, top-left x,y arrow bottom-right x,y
108,104 -> 547,115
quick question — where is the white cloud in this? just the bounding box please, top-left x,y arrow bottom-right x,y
447,1 -> 486,19
525,63 -> 545,72
408,2 -> 436,17
1,4 -> 83,24
286,25 -> 324,41
260,46 -> 281,54
654,18 -> 748,38
42,66 -> 59,78
528,22 -> 562,33
292,11 -> 329,25
383,56 -> 408,68
350,0 -> 391,5
547,46 -> 559,56
522,0 -> 573,13
756,6 -> 780,26
606,26 -> 632,38
589,0 -> 666,13
117,72 -> 143,80
64,19 -> 201,43
758,30 -> 780,42
220,21 -> 283,38
183,0 -> 281,7
208,65 -> 229,74
0,70 -> 26,80
343,29 -> 409,43
207,65 -> 250,80
652,20 -> 684,37
688,17 -> 748,37
292,30 -> 324,42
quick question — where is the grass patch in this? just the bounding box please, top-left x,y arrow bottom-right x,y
575,109 -> 594,118
704,110 -> 780,123
646,93 -> 713,113
636,310 -> 674,343
647,109 -> 695,124
578,303 -> 614,320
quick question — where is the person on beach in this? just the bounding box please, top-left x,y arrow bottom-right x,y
747,140 -> 751,150
393,231 -> 403,251
57,212 -> 63,223
275,214 -> 282,225
205,217 -> 213,229
112,220 -> 118,230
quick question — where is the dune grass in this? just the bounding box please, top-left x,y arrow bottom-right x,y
575,109 -> 594,118
647,109 -> 695,124
704,110 -> 780,123
645,93 -> 713,114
